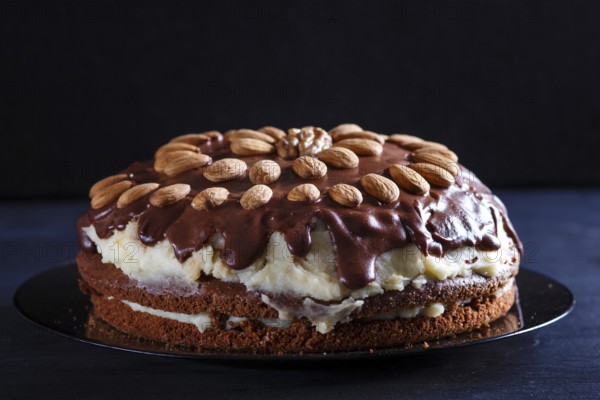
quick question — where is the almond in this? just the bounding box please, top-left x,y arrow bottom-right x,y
287,184 -> 320,202
329,123 -> 362,137
191,187 -> 229,211
328,184 -> 363,207
155,142 -> 199,159
170,131 -> 221,144
170,133 -> 210,144
91,180 -> 133,209
413,146 -> 459,162
292,156 -> 328,179
249,160 -> 281,185
154,150 -> 198,172
409,163 -> 455,188
334,138 -> 383,156
258,126 -> 286,140
240,184 -> 273,210
332,130 -> 385,144
203,158 -> 248,182
410,152 -> 460,177
226,129 -> 276,144
404,140 -> 448,151
317,147 -> 359,169
230,138 -> 276,155
388,164 -> 430,195
117,183 -> 160,208
388,134 -> 425,148
89,173 -> 129,198
164,153 -> 212,177
361,173 -> 400,203
149,184 -> 191,207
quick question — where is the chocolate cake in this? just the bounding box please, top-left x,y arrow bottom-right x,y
77,124 -> 522,354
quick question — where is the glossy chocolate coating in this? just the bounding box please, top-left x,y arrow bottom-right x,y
78,135 -> 522,290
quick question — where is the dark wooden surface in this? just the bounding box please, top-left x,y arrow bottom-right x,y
1,190 -> 598,399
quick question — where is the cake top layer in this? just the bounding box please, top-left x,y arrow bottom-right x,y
78,124 -> 522,290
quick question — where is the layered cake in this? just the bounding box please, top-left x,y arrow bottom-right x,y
77,124 -> 522,354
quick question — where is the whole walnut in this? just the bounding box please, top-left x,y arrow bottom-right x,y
276,126 -> 332,159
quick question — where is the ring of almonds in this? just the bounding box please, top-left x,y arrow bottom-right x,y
89,124 -> 460,211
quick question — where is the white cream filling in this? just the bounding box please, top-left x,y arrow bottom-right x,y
118,299 -> 443,334
83,219 -> 518,303
370,303 -> 446,320
122,299 -> 212,333
226,316 -> 292,330
260,294 -> 365,334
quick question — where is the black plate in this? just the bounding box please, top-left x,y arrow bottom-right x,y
14,263 -> 574,360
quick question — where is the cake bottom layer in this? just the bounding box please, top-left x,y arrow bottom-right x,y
87,286 -> 516,354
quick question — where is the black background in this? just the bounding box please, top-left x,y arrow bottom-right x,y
2,0 -> 600,198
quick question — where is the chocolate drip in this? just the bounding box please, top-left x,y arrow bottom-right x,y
78,141 -> 523,290
138,201 -> 188,246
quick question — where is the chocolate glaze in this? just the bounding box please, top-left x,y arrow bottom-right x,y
78,136 -> 523,290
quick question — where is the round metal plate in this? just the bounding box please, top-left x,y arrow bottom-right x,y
14,263 -> 574,361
